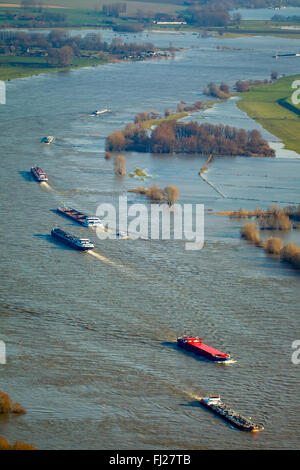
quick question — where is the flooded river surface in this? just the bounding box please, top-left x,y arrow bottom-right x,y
0,31 -> 299,449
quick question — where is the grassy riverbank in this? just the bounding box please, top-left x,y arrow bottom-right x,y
0,54 -> 108,80
237,74 -> 300,155
142,101 -> 220,129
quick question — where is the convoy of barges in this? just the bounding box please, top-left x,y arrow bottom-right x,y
28,112 -> 265,435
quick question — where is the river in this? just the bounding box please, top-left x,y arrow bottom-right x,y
0,31 -> 299,450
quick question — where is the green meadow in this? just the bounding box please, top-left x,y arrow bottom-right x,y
237,75 -> 300,155
0,54 -> 107,81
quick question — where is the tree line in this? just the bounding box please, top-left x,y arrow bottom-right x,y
0,30 -> 157,66
204,75 -> 278,97
102,3 -> 127,18
106,120 -> 275,157
180,1 -> 300,27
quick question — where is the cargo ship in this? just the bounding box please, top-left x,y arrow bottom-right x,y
51,227 -> 94,250
200,396 -> 264,432
90,109 -> 109,116
177,336 -> 230,362
57,207 -> 103,228
116,231 -> 129,239
31,166 -> 48,182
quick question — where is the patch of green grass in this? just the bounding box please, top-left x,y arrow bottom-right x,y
0,54 -> 108,80
142,111 -> 189,129
237,74 -> 300,155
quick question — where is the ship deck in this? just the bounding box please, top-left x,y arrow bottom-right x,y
189,341 -> 228,357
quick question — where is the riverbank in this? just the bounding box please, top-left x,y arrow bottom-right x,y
0,54 -> 108,80
236,74 -> 300,155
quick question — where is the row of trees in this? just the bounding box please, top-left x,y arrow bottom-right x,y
235,75 -> 277,92
204,75 -> 278,97
183,1 -> 294,11
102,3 -> 127,18
204,82 -> 230,99
0,30 -> 157,66
241,222 -> 300,270
132,184 -> 180,206
106,120 -> 275,157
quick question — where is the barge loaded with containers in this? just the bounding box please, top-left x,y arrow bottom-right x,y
177,336 -> 231,362
57,207 -> 103,228
51,228 -> 94,251
200,396 -> 264,432
31,166 -> 48,182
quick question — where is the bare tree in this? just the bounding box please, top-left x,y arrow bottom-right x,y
164,185 -> 179,206
146,184 -> 164,201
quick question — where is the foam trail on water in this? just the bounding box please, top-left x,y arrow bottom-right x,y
39,182 -> 54,192
181,390 -> 203,401
87,249 -> 125,271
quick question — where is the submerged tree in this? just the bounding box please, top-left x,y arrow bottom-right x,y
146,184 -> 164,201
164,185 -> 179,206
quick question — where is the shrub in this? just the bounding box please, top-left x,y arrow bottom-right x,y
0,437 -> 11,450
11,402 -> 26,415
264,237 -> 283,255
258,211 -> 292,231
146,184 -> 164,201
0,391 -> 12,414
281,242 -> 300,262
12,441 -> 37,450
240,222 -> 261,244
164,185 -> 179,206
0,390 -> 26,415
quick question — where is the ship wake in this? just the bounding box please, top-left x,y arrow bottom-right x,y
87,250 -> 125,271
216,358 -> 236,365
39,182 -> 54,192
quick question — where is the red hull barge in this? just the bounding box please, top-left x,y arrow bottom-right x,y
177,336 -> 230,362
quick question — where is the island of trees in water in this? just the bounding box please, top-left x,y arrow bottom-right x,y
106,120 -> 275,157
0,30 -> 159,67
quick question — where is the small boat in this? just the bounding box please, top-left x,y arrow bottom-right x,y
57,207 -> 103,228
51,227 -> 94,251
41,136 -> 55,144
177,336 -> 231,362
31,166 -> 48,182
200,396 -> 264,432
90,109 -> 109,116
115,231 -> 129,239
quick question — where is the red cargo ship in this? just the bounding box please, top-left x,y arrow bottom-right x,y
177,336 -> 230,362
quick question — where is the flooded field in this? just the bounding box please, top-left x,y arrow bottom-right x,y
0,31 -> 299,449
